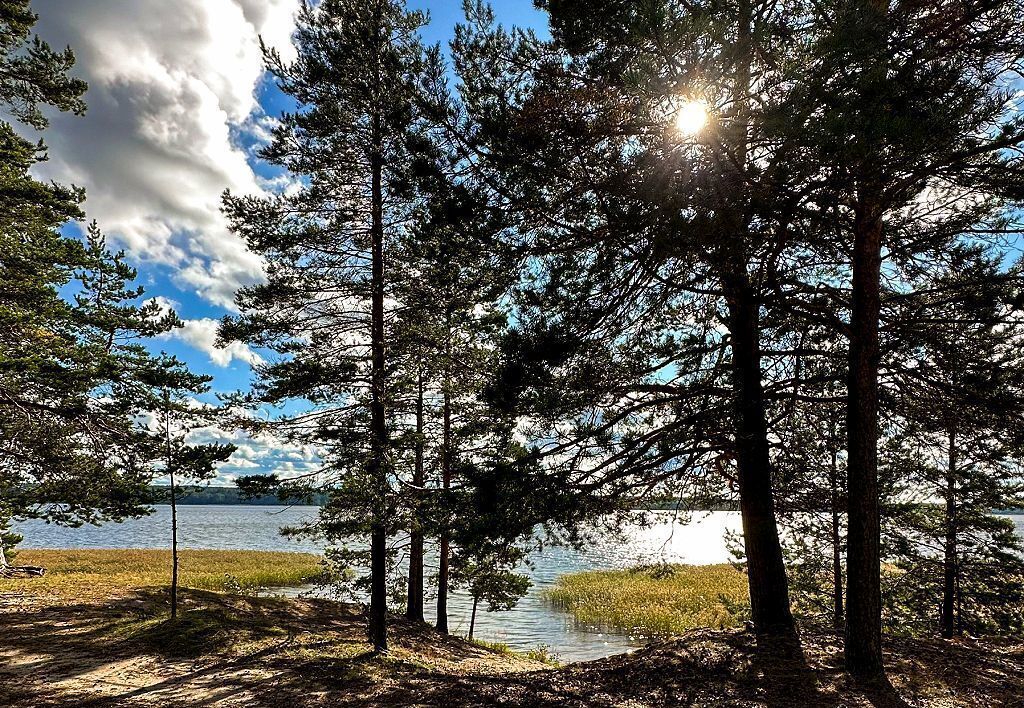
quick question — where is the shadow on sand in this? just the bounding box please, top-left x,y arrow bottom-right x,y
1,590 -> 1020,707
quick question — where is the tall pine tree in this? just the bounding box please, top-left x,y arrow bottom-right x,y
451,0 -> 822,639
781,0 -> 1024,680
221,0 -> 435,651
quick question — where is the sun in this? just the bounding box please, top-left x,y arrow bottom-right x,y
674,99 -> 709,136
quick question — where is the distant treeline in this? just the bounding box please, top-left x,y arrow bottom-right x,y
645,497 -> 1024,515
643,498 -> 740,512
149,488 -> 735,510
148,486 -> 327,506
99,488 -> 1024,515
143,490 -> 1023,514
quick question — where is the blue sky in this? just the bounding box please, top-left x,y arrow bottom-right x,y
27,1 -> 547,481
39,1 -> 546,393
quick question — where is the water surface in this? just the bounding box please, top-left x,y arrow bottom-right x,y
13,507 -> 1024,661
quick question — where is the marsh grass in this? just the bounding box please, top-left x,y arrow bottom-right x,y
468,637 -> 562,666
0,548 -> 324,599
545,563 -> 749,637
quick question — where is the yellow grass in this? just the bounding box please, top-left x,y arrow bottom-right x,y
545,563 -> 749,637
0,548 -> 323,600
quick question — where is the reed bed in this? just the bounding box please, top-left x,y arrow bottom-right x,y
0,548 -> 323,599
545,563 -> 749,637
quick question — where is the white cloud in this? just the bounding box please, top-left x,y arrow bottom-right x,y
185,421 -> 322,485
31,0 -> 298,308
161,317 -> 265,368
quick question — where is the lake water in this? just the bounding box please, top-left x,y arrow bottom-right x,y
12,507 -> 1024,661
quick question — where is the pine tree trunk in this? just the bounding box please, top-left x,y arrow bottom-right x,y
170,467 -> 179,620
941,425 -> 957,639
469,595 -> 479,640
955,562 -> 963,636
165,392 -> 179,621
722,270 -> 795,637
436,359 -> 452,634
845,204 -> 885,681
406,370 -> 425,622
715,0 -> 794,640
830,435 -> 845,632
436,535 -> 449,634
368,139 -> 389,654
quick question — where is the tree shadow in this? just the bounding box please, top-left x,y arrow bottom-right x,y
749,630 -> 843,708
0,588 -> 368,707
2,595 -> 1021,708
856,677 -> 914,708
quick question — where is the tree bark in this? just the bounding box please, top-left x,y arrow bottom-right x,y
845,203 -> 885,681
165,390 -> 179,621
710,0 -> 794,640
830,427 -> 845,632
436,346 -> 452,634
941,425 -> 957,638
368,134 -> 389,654
469,595 -> 479,640
722,270 -> 795,637
170,467 -> 178,620
406,370 -> 425,622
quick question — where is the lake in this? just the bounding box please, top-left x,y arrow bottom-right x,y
12,507 -> 1024,661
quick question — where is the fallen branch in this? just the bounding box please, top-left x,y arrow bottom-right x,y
0,565 -> 46,578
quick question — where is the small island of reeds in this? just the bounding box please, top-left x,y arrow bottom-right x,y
545,563 -> 749,637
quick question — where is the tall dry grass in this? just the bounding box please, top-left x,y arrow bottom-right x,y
545,563 -> 749,637
0,548 -> 323,600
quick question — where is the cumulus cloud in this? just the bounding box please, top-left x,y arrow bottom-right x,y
142,296 -> 261,367
31,0 -> 298,308
162,317 -> 265,368
185,422 -> 322,485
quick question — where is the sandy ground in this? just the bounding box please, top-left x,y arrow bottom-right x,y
0,587 -> 1021,707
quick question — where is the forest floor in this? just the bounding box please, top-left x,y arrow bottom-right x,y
0,551 -> 1022,707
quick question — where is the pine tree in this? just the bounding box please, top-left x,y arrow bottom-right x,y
140,364 -> 235,620
0,0 -> 88,521
883,248 -> 1024,637
780,0 -> 1024,680
0,0 -> 88,457
221,0 -> 435,652
773,359 -> 848,630
0,1 -> 85,131
395,169 -> 514,631
450,538 -> 531,641
452,0 -> 816,638
1,218 -> 191,570
71,224 -> 235,617
448,436 -> 548,640
0,4 -> 195,561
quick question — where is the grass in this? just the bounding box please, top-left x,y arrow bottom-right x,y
545,563 -> 749,637
0,548 -> 324,599
469,637 -> 562,666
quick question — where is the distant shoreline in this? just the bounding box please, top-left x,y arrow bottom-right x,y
149,485 -> 327,506
149,488 -> 1024,516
